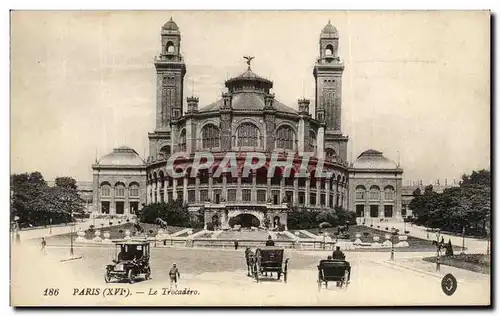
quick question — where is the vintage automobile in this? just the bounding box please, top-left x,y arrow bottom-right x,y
251,247 -> 289,283
317,259 -> 351,290
104,241 -> 151,284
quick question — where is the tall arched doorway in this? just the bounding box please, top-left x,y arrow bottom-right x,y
229,213 -> 261,228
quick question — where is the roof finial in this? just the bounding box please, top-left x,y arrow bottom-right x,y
243,55 -> 254,70
169,16 -> 173,22
397,150 -> 400,167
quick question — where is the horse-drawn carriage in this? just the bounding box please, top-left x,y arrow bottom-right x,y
246,247 -> 289,283
317,259 -> 351,290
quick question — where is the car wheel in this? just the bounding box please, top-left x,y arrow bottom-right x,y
128,269 -> 135,284
104,271 -> 111,283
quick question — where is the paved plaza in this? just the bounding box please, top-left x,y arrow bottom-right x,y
11,236 -> 490,306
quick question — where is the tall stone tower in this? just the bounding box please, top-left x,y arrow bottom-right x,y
148,18 -> 186,160
313,21 -> 348,161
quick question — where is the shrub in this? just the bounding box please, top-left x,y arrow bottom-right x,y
363,232 -> 370,237
118,229 -> 124,234
109,221 -> 113,226
333,231 -> 339,236
377,226 -> 380,229
404,230 -> 410,234
385,227 -> 389,231
319,222 -> 332,229
370,224 -> 373,227
339,233 -> 350,240
148,229 -> 154,234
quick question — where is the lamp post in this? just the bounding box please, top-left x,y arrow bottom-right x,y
435,229 -> 441,272
390,227 -> 396,260
461,226 -> 466,254
70,209 -> 74,257
323,232 -> 328,251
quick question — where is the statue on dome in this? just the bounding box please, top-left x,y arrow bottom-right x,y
243,56 -> 254,70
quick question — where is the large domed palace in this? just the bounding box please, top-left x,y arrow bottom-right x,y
91,19 -> 404,229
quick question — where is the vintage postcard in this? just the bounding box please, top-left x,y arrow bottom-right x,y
10,10 -> 491,307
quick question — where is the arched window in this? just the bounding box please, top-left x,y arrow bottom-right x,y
100,183 -> 111,197
275,125 -> 295,150
326,148 -> 337,160
309,131 -> 317,153
159,145 -> 171,159
384,186 -> 395,200
369,185 -> 380,201
115,183 -> 125,197
325,44 -> 334,56
237,123 -> 259,147
202,124 -> 220,149
355,185 -> 366,200
129,183 -> 139,197
178,129 -> 186,152
166,41 -> 175,53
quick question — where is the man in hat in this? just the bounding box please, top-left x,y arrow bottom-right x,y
169,263 -> 180,290
265,235 -> 275,247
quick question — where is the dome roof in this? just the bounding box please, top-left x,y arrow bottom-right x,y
199,93 -> 298,114
225,68 -> 273,90
162,17 -> 179,31
98,146 -> 145,166
321,21 -> 338,38
352,149 -> 398,170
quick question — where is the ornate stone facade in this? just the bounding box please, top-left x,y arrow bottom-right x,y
348,150 -> 403,221
90,19 -> 405,227
145,20 -> 350,228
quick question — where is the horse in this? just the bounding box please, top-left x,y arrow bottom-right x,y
245,247 -> 256,277
155,217 -> 168,230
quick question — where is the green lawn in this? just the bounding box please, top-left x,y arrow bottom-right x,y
307,225 -> 465,252
423,254 -> 490,274
44,223 -> 188,245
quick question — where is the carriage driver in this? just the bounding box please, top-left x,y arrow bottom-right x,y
265,236 -> 275,247
332,246 -> 345,260
332,246 -> 351,282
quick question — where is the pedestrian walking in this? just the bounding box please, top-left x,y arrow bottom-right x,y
41,237 -> 47,254
234,239 -> 239,250
169,263 -> 180,290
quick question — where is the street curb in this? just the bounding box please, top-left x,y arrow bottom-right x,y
59,256 -> 83,262
379,260 -> 468,285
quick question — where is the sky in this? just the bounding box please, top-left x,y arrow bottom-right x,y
10,11 -> 490,184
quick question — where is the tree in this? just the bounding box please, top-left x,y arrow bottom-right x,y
139,200 -> 191,227
10,172 -> 81,227
408,170 -> 490,236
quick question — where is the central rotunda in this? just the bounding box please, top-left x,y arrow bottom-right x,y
144,19 -> 350,230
